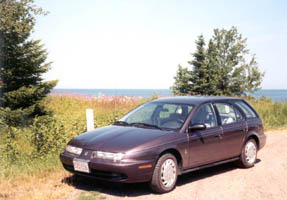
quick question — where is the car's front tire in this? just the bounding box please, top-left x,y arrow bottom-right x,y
150,153 -> 178,193
237,138 -> 258,168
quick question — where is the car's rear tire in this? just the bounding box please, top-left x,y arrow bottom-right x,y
150,153 -> 178,193
237,138 -> 257,168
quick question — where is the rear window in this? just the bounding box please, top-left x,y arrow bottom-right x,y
234,101 -> 257,118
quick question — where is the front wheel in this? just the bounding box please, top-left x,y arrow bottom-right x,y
150,153 -> 178,193
237,138 -> 258,168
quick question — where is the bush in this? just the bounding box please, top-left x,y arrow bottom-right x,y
0,95 -> 145,179
248,98 -> 287,130
0,117 -> 67,177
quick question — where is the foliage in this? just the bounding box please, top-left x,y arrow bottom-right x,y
171,65 -> 191,95
0,95 -> 145,179
0,0 -> 57,126
248,97 -> 287,130
1,94 -> 287,178
0,116 -> 66,169
172,27 -> 265,96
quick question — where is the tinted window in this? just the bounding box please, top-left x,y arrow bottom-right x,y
234,101 -> 257,118
190,104 -> 217,128
215,103 -> 237,125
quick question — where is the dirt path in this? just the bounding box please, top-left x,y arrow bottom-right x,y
60,130 -> 287,200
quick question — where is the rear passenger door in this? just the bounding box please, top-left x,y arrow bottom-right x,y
214,102 -> 246,159
188,103 -> 223,167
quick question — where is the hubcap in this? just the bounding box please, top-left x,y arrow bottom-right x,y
245,141 -> 257,164
161,159 -> 176,188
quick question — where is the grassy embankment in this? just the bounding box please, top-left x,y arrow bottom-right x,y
0,94 -> 287,200
0,95 -> 147,200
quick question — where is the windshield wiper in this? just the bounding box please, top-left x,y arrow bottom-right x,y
130,122 -> 162,130
113,121 -> 130,126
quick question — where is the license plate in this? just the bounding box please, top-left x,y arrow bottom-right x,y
73,159 -> 90,173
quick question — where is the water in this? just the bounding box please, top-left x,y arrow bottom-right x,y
52,89 -> 171,98
250,89 -> 287,102
52,89 -> 287,102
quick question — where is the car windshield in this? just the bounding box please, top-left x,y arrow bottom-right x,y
116,102 -> 194,130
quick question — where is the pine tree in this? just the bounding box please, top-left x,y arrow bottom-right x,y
0,0 -> 57,126
188,35 -> 208,95
171,65 -> 191,95
171,27 -> 264,96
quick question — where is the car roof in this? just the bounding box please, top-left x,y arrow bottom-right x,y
152,96 -> 242,105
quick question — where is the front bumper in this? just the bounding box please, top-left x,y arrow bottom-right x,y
60,151 -> 155,183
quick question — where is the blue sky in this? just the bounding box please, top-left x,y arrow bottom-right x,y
33,0 -> 287,89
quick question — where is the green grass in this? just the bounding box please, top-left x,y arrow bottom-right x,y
1,94 -> 287,181
0,94 -> 286,199
247,97 -> 287,130
77,191 -> 106,200
0,95 -> 146,180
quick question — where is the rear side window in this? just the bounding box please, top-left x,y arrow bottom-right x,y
214,103 -> 237,125
234,101 -> 257,118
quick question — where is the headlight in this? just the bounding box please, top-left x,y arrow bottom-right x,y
92,151 -> 124,162
66,145 -> 83,155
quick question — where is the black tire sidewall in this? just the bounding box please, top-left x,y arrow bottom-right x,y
151,153 -> 178,193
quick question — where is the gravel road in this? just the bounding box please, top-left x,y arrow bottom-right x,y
61,131 -> 287,200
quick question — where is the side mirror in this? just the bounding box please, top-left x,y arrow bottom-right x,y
188,123 -> 206,132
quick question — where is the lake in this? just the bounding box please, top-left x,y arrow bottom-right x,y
52,89 -> 287,102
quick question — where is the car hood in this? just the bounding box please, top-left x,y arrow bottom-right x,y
69,125 -> 173,153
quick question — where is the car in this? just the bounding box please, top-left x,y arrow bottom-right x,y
60,96 -> 266,193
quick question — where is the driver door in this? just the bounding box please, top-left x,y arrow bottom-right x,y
188,103 -> 223,167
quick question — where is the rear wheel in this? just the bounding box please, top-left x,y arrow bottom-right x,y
150,153 -> 178,193
237,138 -> 257,168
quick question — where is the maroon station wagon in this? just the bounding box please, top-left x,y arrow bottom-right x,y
60,96 -> 266,193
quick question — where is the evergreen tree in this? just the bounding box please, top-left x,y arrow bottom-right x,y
205,39 -> 220,95
188,35 -> 208,95
0,0 -> 57,126
171,27 -> 264,96
171,65 -> 190,95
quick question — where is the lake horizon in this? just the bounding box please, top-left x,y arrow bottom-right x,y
51,88 -> 287,102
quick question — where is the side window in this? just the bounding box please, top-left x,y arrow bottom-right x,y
215,103 -> 237,125
190,104 -> 217,128
234,101 -> 257,118
234,107 -> 244,121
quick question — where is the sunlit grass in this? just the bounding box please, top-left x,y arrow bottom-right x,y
1,94 -> 286,200
246,97 -> 287,130
44,94 -> 147,137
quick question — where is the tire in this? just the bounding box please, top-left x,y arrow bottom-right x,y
237,138 -> 258,168
150,153 -> 178,193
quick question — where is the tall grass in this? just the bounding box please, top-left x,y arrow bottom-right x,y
1,94 -> 286,180
0,95 -> 146,180
0,94 -> 286,199
44,94 -> 147,136
248,97 -> 287,130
